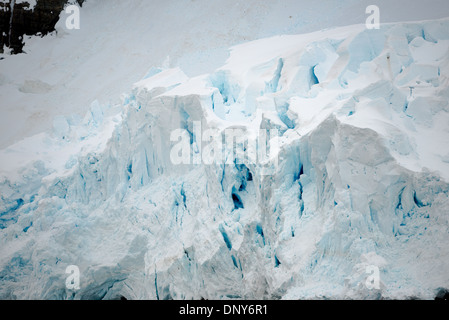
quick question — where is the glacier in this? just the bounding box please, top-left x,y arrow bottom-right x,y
1,17 -> 449,300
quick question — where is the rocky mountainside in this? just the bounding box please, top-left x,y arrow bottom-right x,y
0,0 -> 84,54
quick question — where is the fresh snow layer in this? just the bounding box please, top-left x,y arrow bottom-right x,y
1,5 -> 449,300
1,0 -> 449,149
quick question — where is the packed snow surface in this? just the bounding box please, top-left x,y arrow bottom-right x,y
1,1 -> 449,300
2,0 -> 449,149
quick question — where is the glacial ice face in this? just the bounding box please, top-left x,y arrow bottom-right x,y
1,19 -> 449,300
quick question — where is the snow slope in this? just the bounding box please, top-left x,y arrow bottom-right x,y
1,0 -> 449,149
1,10 -> 449,299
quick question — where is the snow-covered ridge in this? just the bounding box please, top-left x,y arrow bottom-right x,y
1,18 -> 449,299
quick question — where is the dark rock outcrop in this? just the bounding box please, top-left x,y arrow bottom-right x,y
435,288 -> 449,301
0,0 -> 84,54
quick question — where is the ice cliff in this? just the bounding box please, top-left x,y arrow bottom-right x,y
1,18 -> 449,300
